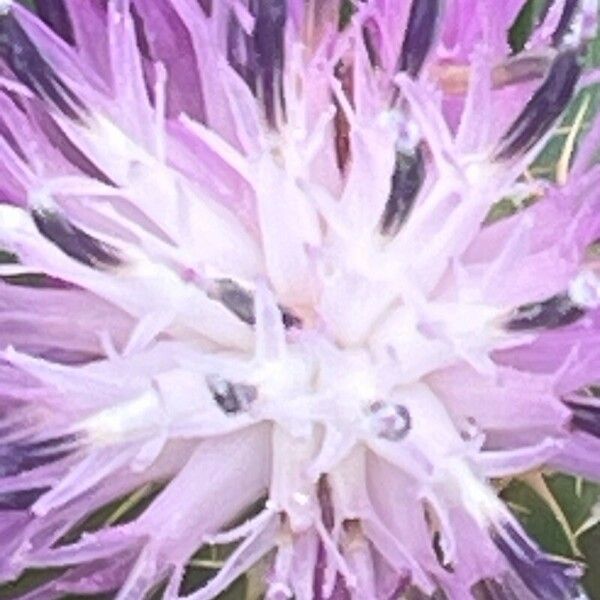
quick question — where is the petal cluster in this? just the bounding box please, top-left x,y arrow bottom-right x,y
0,0 -> 599,598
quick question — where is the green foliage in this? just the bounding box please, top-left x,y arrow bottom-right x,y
508,0 -> 548,52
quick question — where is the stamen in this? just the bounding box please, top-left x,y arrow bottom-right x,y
505,292 -> 585,331
494,49 -> 582,161
280,307 -> 302,329
398,0 -> 442,78
0,12 -> 84,119
211,278 -> 256,325
206,375 -> 256,415
32,208 -> 123,269
380,148 -> 425,235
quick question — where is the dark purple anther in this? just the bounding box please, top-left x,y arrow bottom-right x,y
491,523 -> 584,599
0,12 -> 84,120
280,307 -> 302,329
551,0 -> 579,47
36,0 -> 76,46
252,0 -> 287,126
564,400 -> 600,437
494,49 -> 582,161
380,148 -> 425,235
213,279 -> 257,325
0,487 -> 50,511
211,278 -> 302,329
32,209 -> 122,269
206,375 -> 256,415
398,0 -> 442,78
505,292 -> 585,331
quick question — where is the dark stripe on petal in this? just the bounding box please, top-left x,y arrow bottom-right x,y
551,0 -> 579,47
494,49 -> 582,161
398,0 -> 442,78
492,523 -> 585,599
380,148 -> 425,235
505,292 -> 585,331
252,0 -> 287,127
36,0 -> 76,46
0,487 -> 49,510
32,208 -> 122,269
206,375 -> 256,415
0,13 -> 84,119
564,400 -> 600,437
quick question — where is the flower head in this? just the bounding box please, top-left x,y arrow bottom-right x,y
0,0 -> 599,598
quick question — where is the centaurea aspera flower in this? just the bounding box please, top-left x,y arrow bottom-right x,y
0,0 -> 600,598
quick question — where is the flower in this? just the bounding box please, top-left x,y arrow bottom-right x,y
0,0 -> 599,598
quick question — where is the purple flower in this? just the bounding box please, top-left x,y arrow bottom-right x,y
0,0 -> 599,598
